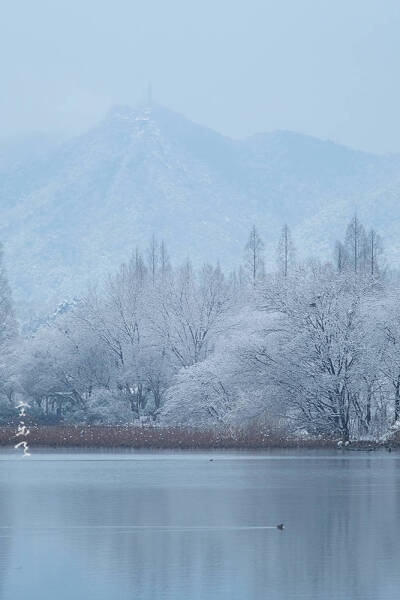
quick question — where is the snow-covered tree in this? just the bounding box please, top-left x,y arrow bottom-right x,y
344,215 -> 368,275
334,241 -> 347,273
159,240 -> 172,282
146,234 -> 159,286
276,224 -> 296,277
254,264 -> 380,439
156,262 -> 232,367
244,226 -> 265,287
366,228 -> 383,277
0,243 -> 18,415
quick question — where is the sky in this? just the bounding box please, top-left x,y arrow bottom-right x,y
1,0 -> 400,153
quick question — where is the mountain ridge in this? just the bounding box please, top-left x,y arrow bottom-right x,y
1,103 -> 400,318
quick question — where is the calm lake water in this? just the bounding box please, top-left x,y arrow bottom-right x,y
0,449 -> 399,599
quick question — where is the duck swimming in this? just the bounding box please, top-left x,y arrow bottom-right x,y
276,523 -> 284,530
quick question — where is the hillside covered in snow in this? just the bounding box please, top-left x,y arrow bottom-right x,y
2,103 -> 400,316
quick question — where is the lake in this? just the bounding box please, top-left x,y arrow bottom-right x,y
0,449 -> 399,599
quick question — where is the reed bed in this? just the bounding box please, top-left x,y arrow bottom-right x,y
0,424 -> 343,449
0,425 -> 397,449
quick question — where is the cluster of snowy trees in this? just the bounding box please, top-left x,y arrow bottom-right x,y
16,241 -> 233,426
2,217 -> 400,440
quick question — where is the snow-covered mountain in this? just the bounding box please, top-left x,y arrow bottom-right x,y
2,103 -> 400,316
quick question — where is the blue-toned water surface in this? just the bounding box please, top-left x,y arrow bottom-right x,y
0,449 -> 399,599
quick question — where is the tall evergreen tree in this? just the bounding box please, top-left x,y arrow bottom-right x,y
344,215 -> 367,274
334,241 -> 347,273
366,228 -> 383,277
244,226 -> 265,287
277,224 -> 296,277
159,240 -> 171,282
147,234 -> 159,286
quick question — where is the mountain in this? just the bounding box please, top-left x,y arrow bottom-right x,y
1,103 -> 400,318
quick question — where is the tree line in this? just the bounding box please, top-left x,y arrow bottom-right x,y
0,216 -> 399,441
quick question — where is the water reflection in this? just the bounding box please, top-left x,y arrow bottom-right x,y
0,450 -> 399,599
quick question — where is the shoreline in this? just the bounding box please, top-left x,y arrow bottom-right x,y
0,425 -> 396,450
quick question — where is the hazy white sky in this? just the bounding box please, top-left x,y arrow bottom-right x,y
1,0 -> 400,153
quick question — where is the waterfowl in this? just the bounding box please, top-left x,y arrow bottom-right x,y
276,523 -> 284,530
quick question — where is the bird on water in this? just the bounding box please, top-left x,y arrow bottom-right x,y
276,524 -> 284,530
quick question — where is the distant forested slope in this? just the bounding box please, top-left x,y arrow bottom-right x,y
1,103 -> 400,316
